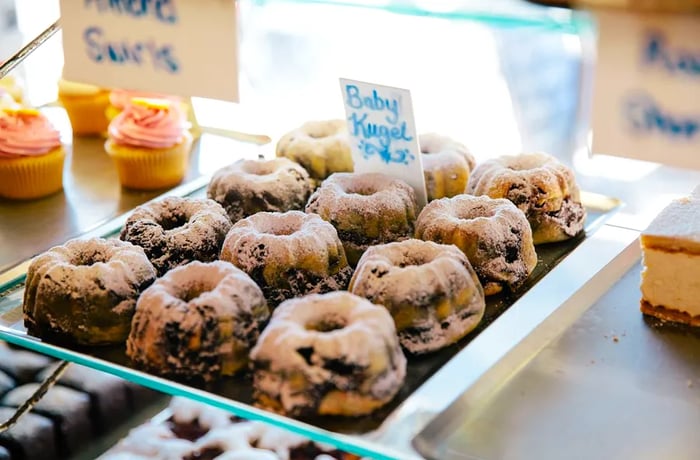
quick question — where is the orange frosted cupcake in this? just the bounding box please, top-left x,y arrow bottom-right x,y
58,79 -> 111,136
0,108 -> 65,200
105,98 -> 192,190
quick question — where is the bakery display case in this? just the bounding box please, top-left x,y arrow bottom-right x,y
1,1 -> 699,459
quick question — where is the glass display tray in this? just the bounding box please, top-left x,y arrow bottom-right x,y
413,230 -> 700,460
0,186 -> 620,459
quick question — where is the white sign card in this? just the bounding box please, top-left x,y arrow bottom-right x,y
339,78 -> 427,207
59,0 -> 239,102
591,10 -> 700,170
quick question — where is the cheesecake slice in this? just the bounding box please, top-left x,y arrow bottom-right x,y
640,186 -> 700,326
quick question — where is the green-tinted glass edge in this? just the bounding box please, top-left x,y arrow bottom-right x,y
250,0 -> 593,34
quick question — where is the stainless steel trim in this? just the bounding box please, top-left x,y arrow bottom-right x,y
0,20 -> 61,79
370,224 -> 640,456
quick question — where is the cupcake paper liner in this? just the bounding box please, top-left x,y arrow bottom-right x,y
0,147 -> 65,200
105,132 -> 193,190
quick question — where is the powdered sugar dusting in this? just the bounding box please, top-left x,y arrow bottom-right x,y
305,172 -> 418,265
120,196 -> 232,275
415,195 -> 537,295
207,158 -> 314,223
467,152 -> 586,244
126,261 -> 269,381
350,239 -> 485,354
23,237 -> 156,345
250,291 -> 406,416
220,211 -> 352,306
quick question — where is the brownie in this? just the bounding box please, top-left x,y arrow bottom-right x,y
0,342 -> 53,383
0,372 -> 14,399
0,407 -> 56,460
36,363 -> 130,434
2,384 -> 91,457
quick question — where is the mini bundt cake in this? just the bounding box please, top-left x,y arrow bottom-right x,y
415,195 -> 538,296
207,157 -> 314,223
120,197 -> 232,275
276,119 -> 353,182
349,239 -> 485,354
420,133 -> 476,202
305,172 -> 418,266
23,237 -> 157,345
127,261 -> 269,380
220,211 -> 353,307
467,152 -> 586,244
250,291 -> 406,417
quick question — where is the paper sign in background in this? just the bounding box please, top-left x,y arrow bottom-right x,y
591,10 -> 700,170
59,0 -> 239,101
340,78 -> 427,207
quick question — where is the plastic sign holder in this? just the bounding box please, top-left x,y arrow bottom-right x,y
591,9 -> 700,170
59,0 -> 239,102
340,78 -> 428,208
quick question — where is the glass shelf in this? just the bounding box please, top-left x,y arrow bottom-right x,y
0,184 -> 620,459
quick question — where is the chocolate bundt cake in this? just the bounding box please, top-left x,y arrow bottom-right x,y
350,239 -> 486,354
207,158 -> 314,224
120,197 -> 232,276
250,291 -> 406,417
467,152 -> 586,244
23,238 -> 157,345
220,211 -> 353,307
415,195 -> 538,296
305,172 -> 418,266
127,261 -> 269,381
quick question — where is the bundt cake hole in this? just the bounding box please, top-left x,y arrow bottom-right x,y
456,205 -> 496,220
242,162 -> 276,176
306,127 -> 330,139
396,253 -> 434,268
70,248 -> 110,266
179,281 -> 217,302
158,211 -> 190,231
345,185 -> 378,196
305,314 -> 346,333
261,216 -> 303,236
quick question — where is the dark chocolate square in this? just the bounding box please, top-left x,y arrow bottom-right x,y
2,384 -> 91,457
36,363 -> 130,434
0,407 -> 56,460
0,343 -> 53,383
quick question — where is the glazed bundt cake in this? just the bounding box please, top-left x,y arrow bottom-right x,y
276,119 -> 353,182
219,211 -> 353,307
250,291 -> 406,417
415,195 -> 538,296
120,197 -> 232,275
349,239 -> 485,354
207,158 -> 314,223
305,172 -> 418,266
419,133 -> 476,202
127,261 -> 269,380
467,152 -> 586,244
23,237 -> 157,345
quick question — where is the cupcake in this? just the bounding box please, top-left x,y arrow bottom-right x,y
107,89 -> 199,136
105,98 -> 192,190
0,108 -> 65,200
58,79 -> 111,136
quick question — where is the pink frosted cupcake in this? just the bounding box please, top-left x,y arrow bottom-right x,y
106,89 -> 182,122
105,98 -> 192,190
0,108 -> 65,200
